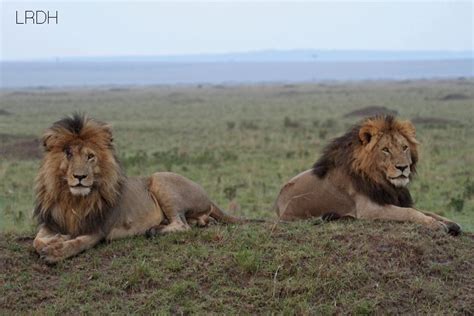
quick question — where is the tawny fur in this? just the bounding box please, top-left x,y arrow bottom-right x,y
34,117 -> 123,237
33,114 -> 253,263
274,115 -> 461,235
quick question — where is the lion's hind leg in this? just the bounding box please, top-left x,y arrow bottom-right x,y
146,211 -> 190,237
147,174 -> 192,236
146,219 -> 190,237
188,214 -> 216,227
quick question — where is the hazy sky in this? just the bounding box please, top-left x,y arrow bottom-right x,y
1,1 -> 473,61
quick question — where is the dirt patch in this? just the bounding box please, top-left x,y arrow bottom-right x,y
411,116 -> 460,126
0,109 -> 12,116
0,134 -> 25,142
0,136 -> 41,160
344,106 -> 398,117
438,93 -> 470,101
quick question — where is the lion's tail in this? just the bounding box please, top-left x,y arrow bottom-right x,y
209,203 -> 266,224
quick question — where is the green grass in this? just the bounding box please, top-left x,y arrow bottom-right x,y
1,80 -> 473,232
0,80 -> 473,313
1,222 -> 473,314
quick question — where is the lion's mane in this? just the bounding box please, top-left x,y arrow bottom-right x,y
33,114 -> 124,237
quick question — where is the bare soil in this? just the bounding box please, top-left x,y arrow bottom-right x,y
0,135 -> 41,160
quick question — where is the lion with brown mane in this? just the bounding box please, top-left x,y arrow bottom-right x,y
274,115 -> 461,235
34,114 -> 256,263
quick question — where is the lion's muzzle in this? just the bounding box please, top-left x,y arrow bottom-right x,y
70,185 -> 92,196
387,164 -> 411,187
68,174 -> 93,196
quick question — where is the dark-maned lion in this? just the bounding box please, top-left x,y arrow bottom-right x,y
274,115 -> 461,235
33,114 -> 255,263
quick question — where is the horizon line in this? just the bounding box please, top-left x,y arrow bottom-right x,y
2,49 -> 473,63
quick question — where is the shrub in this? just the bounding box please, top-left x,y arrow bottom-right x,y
319,129 -> 328,139
448,197 -> 464,212
226,121 -> 236,130
284,116 -> 300,128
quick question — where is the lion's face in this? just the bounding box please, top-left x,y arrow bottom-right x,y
37,114 -> 122,199
63,144 -> 99,196
354,116 -> 419,188
372,133 -> 413,187
35,114 -> 124,236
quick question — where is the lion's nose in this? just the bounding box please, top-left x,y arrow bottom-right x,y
396,165 -> 408,172
73,174 -> 87,181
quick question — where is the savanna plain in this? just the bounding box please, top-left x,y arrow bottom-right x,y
1,80 -> 473,314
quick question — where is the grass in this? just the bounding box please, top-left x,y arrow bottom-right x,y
0,79 -> 473,313
1,222 -> 473,314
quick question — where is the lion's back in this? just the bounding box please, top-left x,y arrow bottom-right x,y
276,169 -> 355,220
149,172 -> 212,213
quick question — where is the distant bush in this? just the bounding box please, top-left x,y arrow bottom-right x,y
223,183 -> 246,201
240,120 -> 259,130
448,178 -> 474,212
319,129 -> 328,139
322,118 -> 336,129
226,121 -> 236,130
448,197 -> 464,212
285,151 -> 296,159
221,151 -> 239,162
223,186 -> 237,201
283,116 -> 300,128
463,178 -> 474,198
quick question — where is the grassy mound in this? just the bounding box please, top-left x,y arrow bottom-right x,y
1,221 -> 473,314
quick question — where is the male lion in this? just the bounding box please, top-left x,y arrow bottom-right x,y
33,114 -> 254,263
274,115 -> 461,235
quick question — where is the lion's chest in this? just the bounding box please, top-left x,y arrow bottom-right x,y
49,202 -> 105,237
49,206 -> 80,236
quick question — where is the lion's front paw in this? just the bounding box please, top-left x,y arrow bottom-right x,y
444,222 -> 462,236
433,220 -> 462,236
50,233 -> 71,243
34,234 -> 71,253
40,241 -> 66,264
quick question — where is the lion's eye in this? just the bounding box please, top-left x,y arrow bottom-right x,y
87,153 -> 95,160
64,148 -> 72,159
382,147 -> 390,154
402,145 -> 408,151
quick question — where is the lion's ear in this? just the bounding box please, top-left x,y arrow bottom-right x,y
102,124 -> 114,145
398,120 -> 419,144
358,124 -> 378,146
41,129 -> 56,151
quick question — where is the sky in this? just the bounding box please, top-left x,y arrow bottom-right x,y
1,1 -> 473,61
